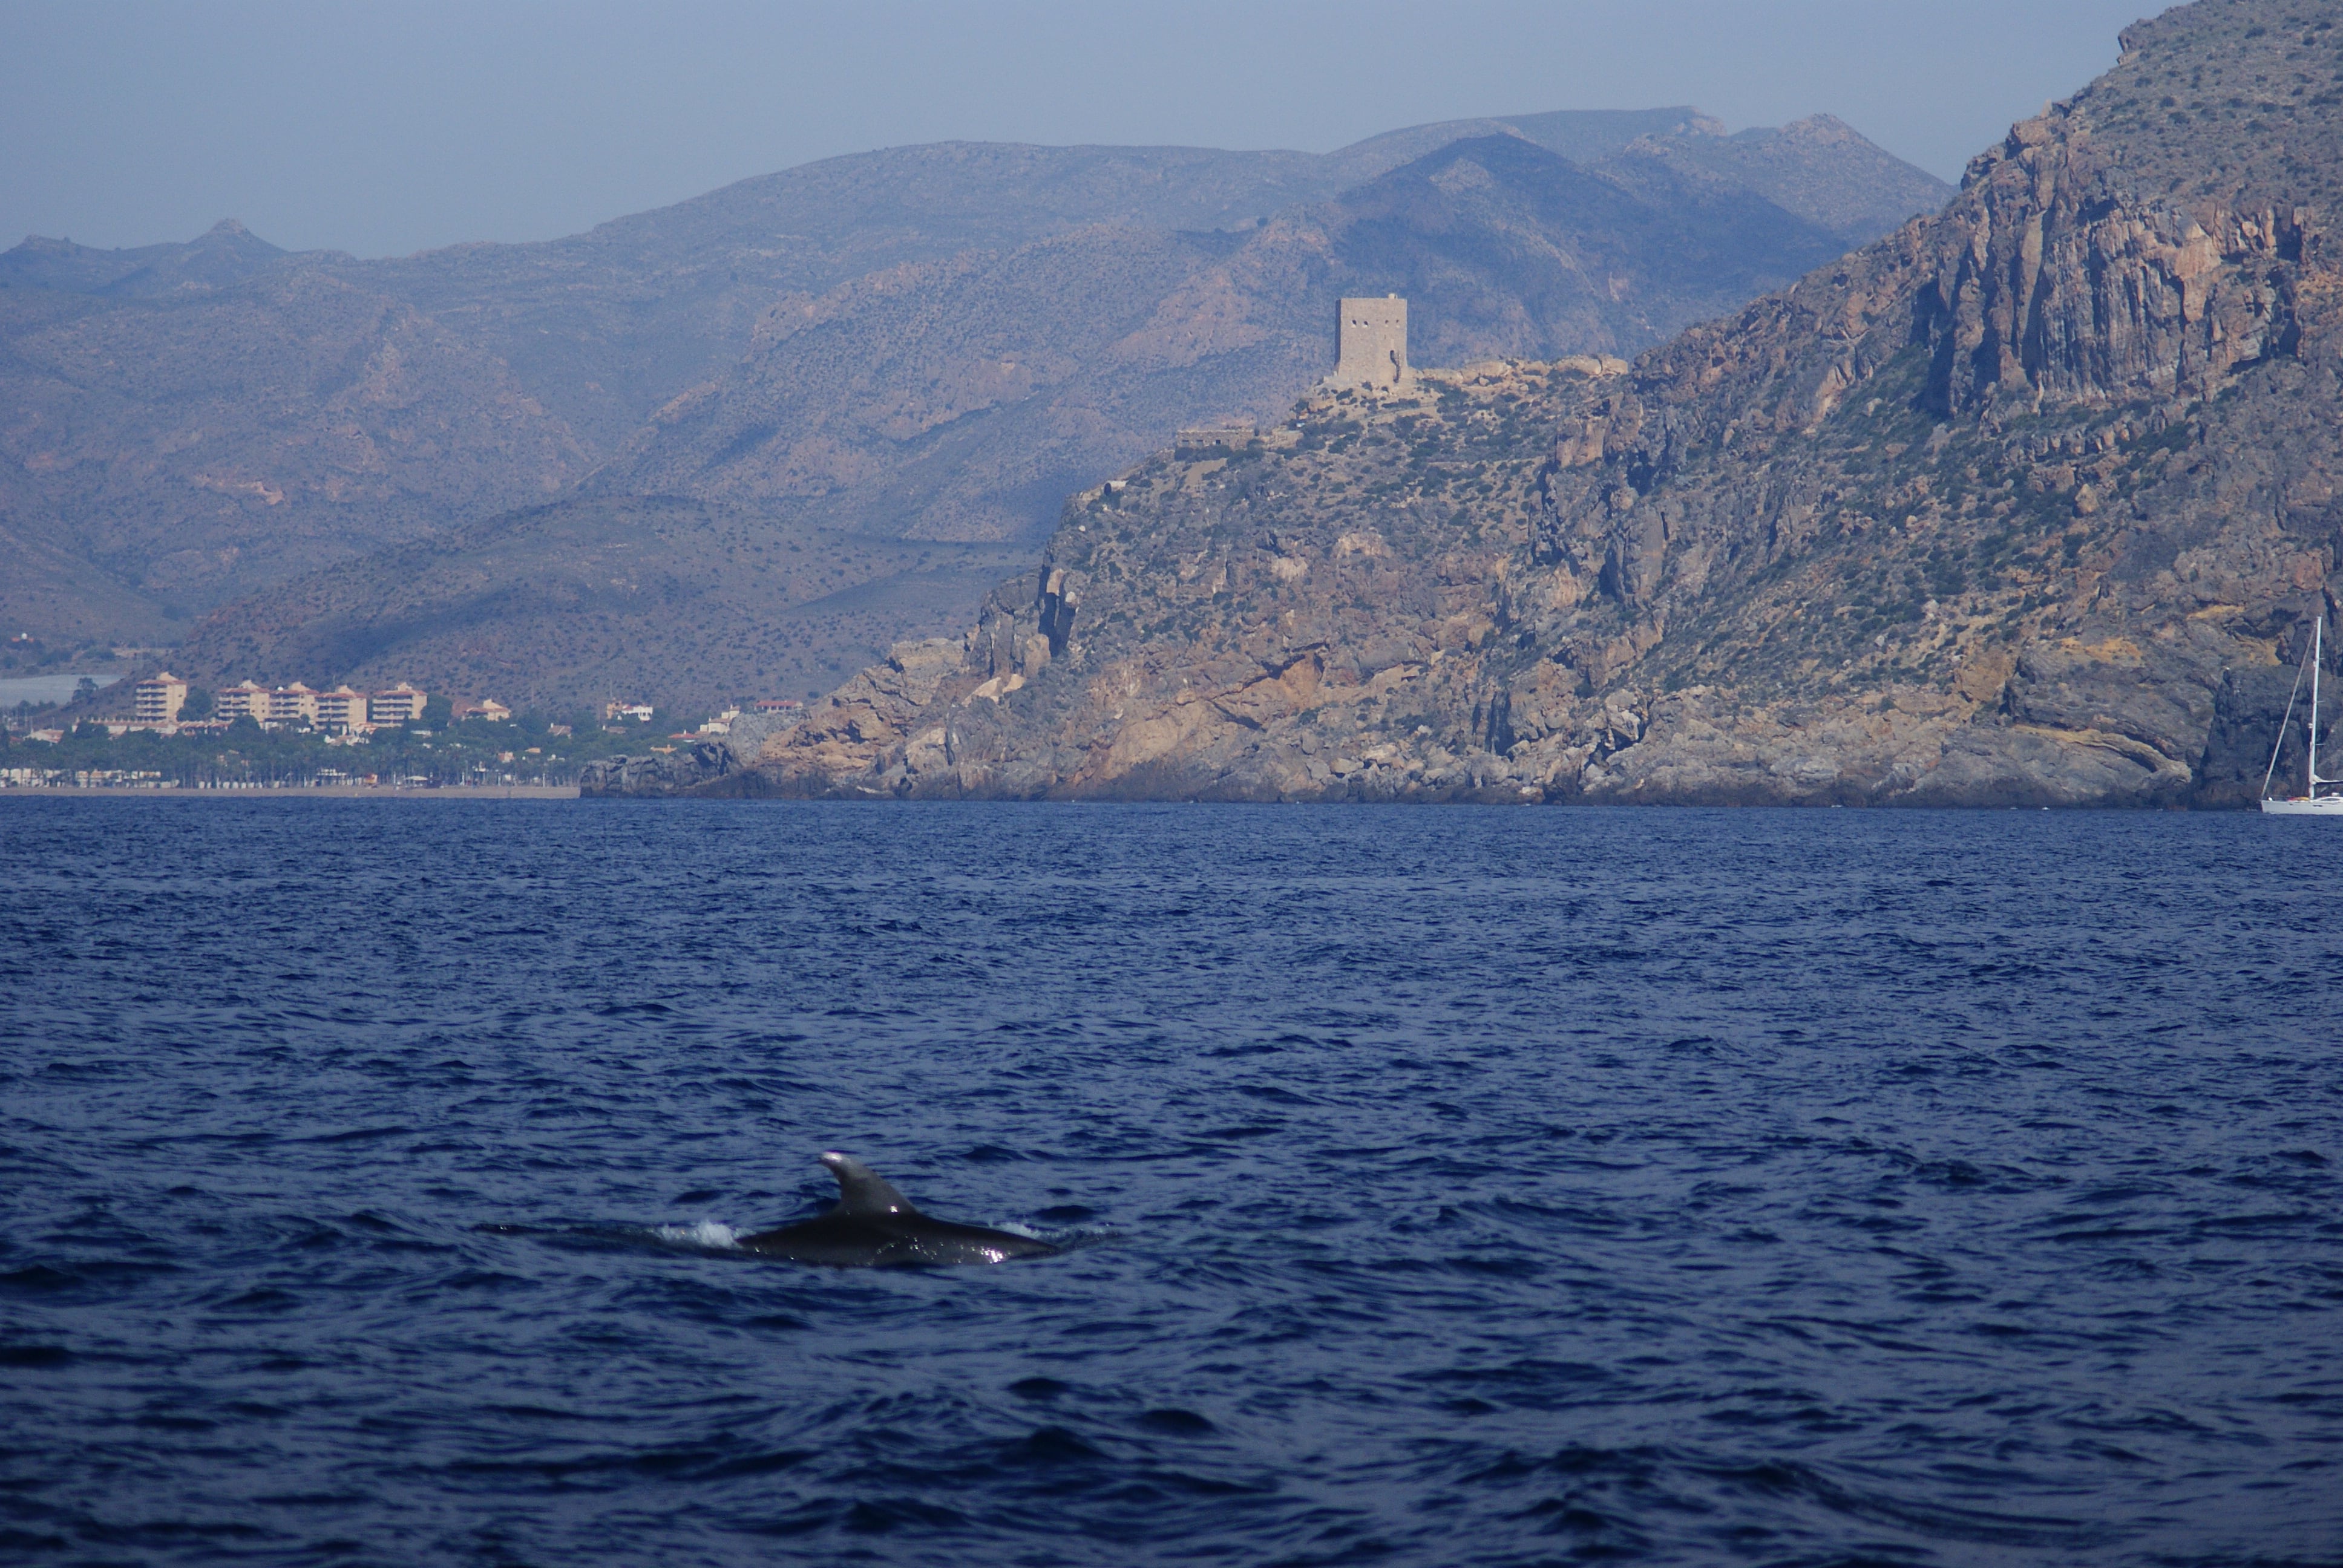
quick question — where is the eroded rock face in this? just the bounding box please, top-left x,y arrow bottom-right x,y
1917,118 -> 2310,419
641,0 -> 2341,808
578,741 -> 740,798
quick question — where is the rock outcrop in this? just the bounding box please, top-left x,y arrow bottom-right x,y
578,741 -> 740,799
576,708 -> 801,798
652,0 -> 2342,807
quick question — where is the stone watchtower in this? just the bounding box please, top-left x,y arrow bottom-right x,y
1333,295 -> 1407,389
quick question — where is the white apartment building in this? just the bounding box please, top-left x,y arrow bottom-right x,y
192,678 -> 438,733
217,681 -> 270,720
134,671 -> 189,724
312,686 -> 368,731
266,684 -> 320,725
369,684 -> 427,724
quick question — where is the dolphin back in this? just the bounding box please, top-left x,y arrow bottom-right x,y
736,1151 -> 1060,1267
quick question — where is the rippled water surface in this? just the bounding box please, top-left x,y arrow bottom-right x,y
2,799 -> 2339,1566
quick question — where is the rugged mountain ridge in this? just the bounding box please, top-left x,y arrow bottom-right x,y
585,131 -> 1865,544
7,108 -> 1945,712
0,267 -> 585,642
660,0 -> 2341,807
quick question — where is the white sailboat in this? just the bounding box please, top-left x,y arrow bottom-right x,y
2262,614 -> 2343,815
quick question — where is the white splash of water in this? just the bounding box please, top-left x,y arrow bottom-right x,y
656,1220 -> 741,1249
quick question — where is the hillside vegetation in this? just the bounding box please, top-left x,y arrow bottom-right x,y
170,497 -> 1027,712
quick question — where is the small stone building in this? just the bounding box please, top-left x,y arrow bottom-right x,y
1333,296 -> 1407,389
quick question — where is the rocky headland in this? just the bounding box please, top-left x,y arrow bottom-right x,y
595,0 -> 2343,807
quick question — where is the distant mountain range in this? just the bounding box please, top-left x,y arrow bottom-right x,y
2,107 -> 1949,711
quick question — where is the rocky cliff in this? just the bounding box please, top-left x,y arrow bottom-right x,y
666,0 -> 2341,808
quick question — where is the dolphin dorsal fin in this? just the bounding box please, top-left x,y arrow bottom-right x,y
820,1152 -> 919,1217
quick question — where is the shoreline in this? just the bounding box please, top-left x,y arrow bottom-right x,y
0,784 -> 580,800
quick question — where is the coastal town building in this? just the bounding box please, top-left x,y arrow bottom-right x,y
266,684 -> 320,726
136,677 -> 444,735
134,671 -> 189,724
451,699 -> 511,723
368,684 -> 427,725
312,686 -> 368,731
605,701 -> 654,723
215,681 -> 270,720
1332,295 -> 1408,390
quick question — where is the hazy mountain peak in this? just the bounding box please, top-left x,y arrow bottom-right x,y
0,216 -> 292,298
10,96 -> 1958,703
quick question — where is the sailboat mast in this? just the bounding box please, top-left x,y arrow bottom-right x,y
2312,617 -> 2325,800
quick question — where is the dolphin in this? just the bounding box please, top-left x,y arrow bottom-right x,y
739,1152 -> 1061,1267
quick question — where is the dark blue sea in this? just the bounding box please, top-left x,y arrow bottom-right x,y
2,800 -> 2338,1567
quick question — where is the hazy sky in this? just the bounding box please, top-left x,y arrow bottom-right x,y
3,0 -> 2155,260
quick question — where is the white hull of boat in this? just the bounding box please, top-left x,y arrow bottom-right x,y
2263,617 -> 2337,814
2261,794 -> 2343,815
